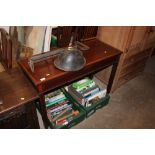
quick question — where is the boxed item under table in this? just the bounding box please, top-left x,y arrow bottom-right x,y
45,89 -> 85,129
64,77 -> 110,117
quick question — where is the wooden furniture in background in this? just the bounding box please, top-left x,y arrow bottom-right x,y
79,26 -> 98,41
0,68 -> 39,129
0,28 -> 12,69
51,26 -> 98,48
96,26 -> 155,92
56,26 -> 74,47
18,39 -> 121,128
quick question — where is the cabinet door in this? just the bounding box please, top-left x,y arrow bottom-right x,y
97,26 -> 131,51
125,26 -> 148,57
96,26 -> 131,88
96,26 -> 149,92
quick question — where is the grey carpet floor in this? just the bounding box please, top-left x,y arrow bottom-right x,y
38,56 -> 155,129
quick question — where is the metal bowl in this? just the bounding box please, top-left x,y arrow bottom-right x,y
54,48 -> 86,71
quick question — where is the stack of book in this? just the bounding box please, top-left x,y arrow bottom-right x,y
45,90 -> 79,126
65,78 -> 107,107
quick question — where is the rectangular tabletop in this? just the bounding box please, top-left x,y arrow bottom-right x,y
18,39 -> 122,94
0,68 -> 38,114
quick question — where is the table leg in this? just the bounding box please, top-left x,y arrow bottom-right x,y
30,102 -> 40,129
107,56 -> 120,94
39,94 -> 49,129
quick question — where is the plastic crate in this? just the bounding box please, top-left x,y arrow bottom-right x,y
63,88 -> 110,118
47,89 -> 86,129
76,95 -> 109,117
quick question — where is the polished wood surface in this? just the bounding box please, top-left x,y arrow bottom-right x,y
0,68 -> 39,128
0,68 -> 38,114
18,39 -> 121,94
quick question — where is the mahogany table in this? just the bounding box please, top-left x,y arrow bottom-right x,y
0,68 -> 39,128
18,39 -> 122,128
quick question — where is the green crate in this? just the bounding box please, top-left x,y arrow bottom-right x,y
48,89 -> 86,129
77,95 -> 110,117
95,95 -> 110,110
63,88 -> 110,118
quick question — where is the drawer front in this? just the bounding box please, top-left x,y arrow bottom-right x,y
0,103 -> 39,129
0,105 -> 29,129
39,56 -> 118,93
0,106 -> 26,120
123,49 -> 151,67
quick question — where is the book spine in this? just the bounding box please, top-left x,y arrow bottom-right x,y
49,103 -> 72,114
47,100 -> 69,111
47,101 -> 68,113
72,78 -> 90,89
46,97 -> 67,107
79,85 -> 97,94
51,105 -> 73,118
75,82 -> 95,92
68,88 -> 85,106
48,93 -> 66,103
86,89 -> 107,102
52,107 -> 73,122
83,87 -> 100,97
45,90 -> 62,99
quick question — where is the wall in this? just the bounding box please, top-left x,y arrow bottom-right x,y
0,26 -> 10,33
